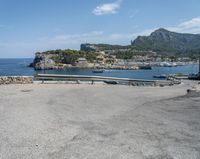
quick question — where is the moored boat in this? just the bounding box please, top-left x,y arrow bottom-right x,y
92,69 -> 104,73
188,73 -> 200,80
153,74 -> 167,79
103,80 -> 118,85
139,65 -> 152,70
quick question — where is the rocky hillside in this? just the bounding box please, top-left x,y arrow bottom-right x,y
132,28 -> 200,55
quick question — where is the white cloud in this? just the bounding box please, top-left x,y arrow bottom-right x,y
103,28 -> 157,42
46,31 -> 104,45
167,17 -> 200,34
2,17 -> 200,57
0,31 -> 105,56
120,17 -> 200,41
93,0 -> 122,16
55,31 -> 104,40
110,17 -> 200,41
118,17 -> 200,42
129,9 -> 140,19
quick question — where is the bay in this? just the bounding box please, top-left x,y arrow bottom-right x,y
0,58 -> 199,80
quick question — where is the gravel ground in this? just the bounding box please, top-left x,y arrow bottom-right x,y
0,81 -> 200,159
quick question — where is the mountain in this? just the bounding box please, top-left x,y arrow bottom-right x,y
131,28 -> 200,55
80,43 -> 129,52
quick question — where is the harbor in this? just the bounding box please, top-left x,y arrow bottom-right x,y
1,0 -> 200,158
0,59 -> 199,80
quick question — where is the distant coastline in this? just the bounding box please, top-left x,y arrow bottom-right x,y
30,28 -> 200,71
0,58 -> 199,81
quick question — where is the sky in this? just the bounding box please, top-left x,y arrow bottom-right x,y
0,0 -> 200,58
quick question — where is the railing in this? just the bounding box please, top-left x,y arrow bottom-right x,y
34,74 -> 181,86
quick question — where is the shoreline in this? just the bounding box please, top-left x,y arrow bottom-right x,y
31,62 -> 197,71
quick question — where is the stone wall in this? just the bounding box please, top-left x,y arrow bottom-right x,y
0,76 -> 33,85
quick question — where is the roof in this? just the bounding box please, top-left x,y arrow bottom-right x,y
77,57 -> 87,61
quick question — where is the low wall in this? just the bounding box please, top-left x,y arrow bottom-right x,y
0,76 -> 33,85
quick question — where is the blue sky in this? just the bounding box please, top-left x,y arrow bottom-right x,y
0,0 -> 200,58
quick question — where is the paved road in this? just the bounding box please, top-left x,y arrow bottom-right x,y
0,82 -> 200,159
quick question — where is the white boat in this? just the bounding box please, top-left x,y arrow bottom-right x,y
160,62 -> 172,67
153,74 -> 167,79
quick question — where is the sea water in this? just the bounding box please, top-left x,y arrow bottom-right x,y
0,58 -> 199,80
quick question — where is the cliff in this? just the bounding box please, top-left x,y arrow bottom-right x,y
30,49 -> 98,70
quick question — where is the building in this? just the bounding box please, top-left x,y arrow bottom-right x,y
75,58 -> 88,67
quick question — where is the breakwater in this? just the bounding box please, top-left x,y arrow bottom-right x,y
0,76 -> 33,85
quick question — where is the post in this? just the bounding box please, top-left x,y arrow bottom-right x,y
42,55 -> 46,84
199,56 -> 200,74
43,55 -> 46,74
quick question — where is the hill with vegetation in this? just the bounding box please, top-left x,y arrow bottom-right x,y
80,43 -> 130,52
131,28 -> 200,57
81,29 -> 200,59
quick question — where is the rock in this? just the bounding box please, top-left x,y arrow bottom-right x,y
34,59 -> 56,70
28,63 -> 34,67
31,52 -> 74,70
31,52 -> 56,70
0,76 -> 33,85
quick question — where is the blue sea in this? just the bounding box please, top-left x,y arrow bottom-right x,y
0,58 -> 199,80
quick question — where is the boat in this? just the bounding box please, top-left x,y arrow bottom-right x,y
159,62 -> 172,67
188,73 -> 200,80
153,74 -> 167,79
92,69 -> 104,73
171,62 -> 178,67
139,65 -> 152,70
104,81 -> 118,85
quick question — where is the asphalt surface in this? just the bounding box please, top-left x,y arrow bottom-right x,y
0,82 -> 200,159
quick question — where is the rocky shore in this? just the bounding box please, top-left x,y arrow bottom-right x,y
0,76 -> 33,85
